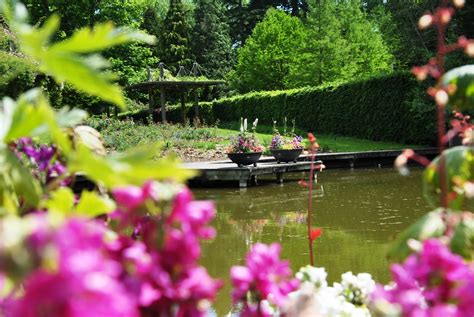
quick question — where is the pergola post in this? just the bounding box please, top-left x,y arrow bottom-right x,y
194,89 -> 199,123
147,66 -> 154,114
181,92 -> 186,124
148,88 -> 154,113
160,86 -> 166,123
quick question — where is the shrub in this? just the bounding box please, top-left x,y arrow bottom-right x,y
168,73 -> 436,145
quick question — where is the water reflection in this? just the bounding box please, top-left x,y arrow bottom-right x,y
195,168 -> 429,315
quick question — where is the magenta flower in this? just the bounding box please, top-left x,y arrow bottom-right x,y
4,216 -> 139,317
371,239 -> 474,317
231,243 -> 299,315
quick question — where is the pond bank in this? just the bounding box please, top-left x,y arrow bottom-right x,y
184,148 -> 439,188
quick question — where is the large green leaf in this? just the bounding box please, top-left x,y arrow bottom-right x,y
442,65 -> 474,111
1,89 -> 87,154
387,209 -> 445,262
75,191 -> 115,217
44,187 -> 115,218
423,146 -> 474,211
0,147 -> 42,214
51,23 -> 154,53
450,217 -> 474,260
0,1 -> 155,109
68,143 -> 195,188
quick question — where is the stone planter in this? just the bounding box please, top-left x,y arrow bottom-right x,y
270,149 -> 303,163
227,152 -> 262,167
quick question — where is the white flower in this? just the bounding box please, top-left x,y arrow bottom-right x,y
296,266 -> 328,290
243,119 -> 248,131
253,118 -> 258,129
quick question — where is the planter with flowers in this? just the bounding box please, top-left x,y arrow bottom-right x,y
227,118 -> 265,167
270,119 -> 304,163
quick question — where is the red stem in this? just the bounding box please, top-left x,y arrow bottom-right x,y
307,146 -> 315,266
436,8 -> 448,209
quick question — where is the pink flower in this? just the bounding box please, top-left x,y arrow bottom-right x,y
371,239 -> 474,317
231,243 -> 299,313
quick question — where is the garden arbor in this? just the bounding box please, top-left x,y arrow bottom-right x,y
127,62 -> 225,123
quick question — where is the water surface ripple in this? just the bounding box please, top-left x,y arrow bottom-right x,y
194,168 -> 429,315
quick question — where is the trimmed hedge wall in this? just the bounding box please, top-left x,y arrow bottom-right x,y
168,73 -> 437,145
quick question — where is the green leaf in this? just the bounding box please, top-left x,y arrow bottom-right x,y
75,191 -> 115,217
442,65 -> 474,111
0,147 -> 42,213
423,146 -> 474,211
40,53 -> 126,108
1,89 -> 85,154
450,217 -> 474,260
387,209 -> 445,262
68,143 -> 195,188
51,23 -> 155,53
44,187 -> 75,214
0,5 -> 153,109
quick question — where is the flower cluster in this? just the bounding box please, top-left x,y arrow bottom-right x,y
285,266 -> 375,317
231,243 -> 299,316
269,134 -> 303,150
227,118 -> 265,154
371,239 -> 474,317
13,138 -> 68,186
110,183 -> 223,316
0,182 -> 222,317
0,215 -> 139,317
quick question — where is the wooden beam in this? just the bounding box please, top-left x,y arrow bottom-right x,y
181,92 -> 186,124
194,89 -> 199,122
160,86 -> 166,123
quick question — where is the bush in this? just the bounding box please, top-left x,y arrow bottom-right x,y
0,51 -> 37,98
168,73 -> 436,145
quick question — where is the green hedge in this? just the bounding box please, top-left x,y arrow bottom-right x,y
168,73 -> 436,145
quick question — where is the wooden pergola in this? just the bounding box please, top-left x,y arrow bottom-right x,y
126,63 -> 225,123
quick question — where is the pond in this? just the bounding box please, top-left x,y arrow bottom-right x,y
194,167 -> 430,316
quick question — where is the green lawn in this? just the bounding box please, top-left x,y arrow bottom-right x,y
86,117 -> 425,156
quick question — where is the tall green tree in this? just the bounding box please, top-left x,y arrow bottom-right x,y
289,0 -> 394,87
231,9 -> 306,92
160,0 -> 193,73
191,0 -> 233,79
286,0 -> 347,87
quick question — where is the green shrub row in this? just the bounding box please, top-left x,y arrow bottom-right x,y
168,73 -> 437,145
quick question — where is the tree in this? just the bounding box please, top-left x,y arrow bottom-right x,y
191,0 -> 234,79
160,0 -> 193,73
288,0 -> 394,87
286,0 -> 347,87
231,9 -> 306,92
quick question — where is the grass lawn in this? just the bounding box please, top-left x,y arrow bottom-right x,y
86,116 -> 426,161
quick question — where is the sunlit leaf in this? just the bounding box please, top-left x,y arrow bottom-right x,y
44,187 -> 75,214
387,209 -> 445,262
75,191 -> 115,217
0,147 -> 42,212
450,217 -> 474,260
51,23 -> 155,53
442,65 -> 474,111
423,146 -> 474,211
68,143 -> 195,188
0,2 -> 154,109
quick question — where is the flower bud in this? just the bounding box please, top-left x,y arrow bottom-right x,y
438,8 -> 452,25
435,89 -> 449,106
453,0 -> 465,8
418,14 -> 433,29
466,42 -> 474,57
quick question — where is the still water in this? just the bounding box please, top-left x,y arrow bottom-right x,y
194,168 -> 430,315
